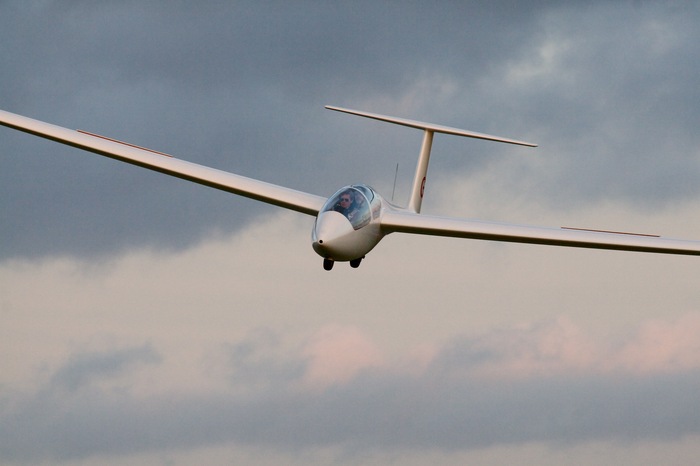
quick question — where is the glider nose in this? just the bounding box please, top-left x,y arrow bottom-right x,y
312,211 -> 355,259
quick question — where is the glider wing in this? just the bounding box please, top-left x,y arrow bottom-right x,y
381,209 -> 700,256
0,109 -> 326,216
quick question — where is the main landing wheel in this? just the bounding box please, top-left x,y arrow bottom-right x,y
323,258 -> 334,271
349,257 -> 363,268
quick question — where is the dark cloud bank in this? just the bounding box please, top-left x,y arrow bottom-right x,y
2,2 -> 700,260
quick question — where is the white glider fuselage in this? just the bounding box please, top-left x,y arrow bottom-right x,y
312,185 -> 385,263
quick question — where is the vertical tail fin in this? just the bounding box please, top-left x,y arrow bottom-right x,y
325,106 -> 537,212
408,130 -> 433,213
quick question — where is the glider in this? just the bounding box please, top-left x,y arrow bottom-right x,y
2,106 -> 700,270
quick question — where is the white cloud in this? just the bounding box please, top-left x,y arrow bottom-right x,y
2,198 -> 700,463
302,324 -> 385,389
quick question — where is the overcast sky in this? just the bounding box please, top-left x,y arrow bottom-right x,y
2,1 -> 700,465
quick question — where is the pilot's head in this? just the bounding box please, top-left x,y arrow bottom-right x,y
339,191 -> 353,208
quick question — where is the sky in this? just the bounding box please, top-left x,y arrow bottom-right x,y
2,1 -> 700,464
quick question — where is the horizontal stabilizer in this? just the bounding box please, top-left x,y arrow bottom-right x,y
325,105 -> 537,147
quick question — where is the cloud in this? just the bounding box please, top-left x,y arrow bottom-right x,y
301,324 -> 385,389
614,313 -> 700,374
3,313 -> 700,462
430,314 -> 700,380
48,344 -> 161,392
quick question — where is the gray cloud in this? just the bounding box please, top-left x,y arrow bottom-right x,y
48,344 -> 161,392
0,343 -> 162,462
4,2 -> 699,261
2,326 -> 700,463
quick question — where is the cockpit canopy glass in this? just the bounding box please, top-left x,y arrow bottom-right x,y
321,185 -> 375,230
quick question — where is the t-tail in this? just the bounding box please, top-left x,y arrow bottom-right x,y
325,106 -> 537,213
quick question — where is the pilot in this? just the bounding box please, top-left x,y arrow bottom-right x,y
334,190 -> 355,217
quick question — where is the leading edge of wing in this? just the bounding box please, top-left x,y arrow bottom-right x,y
0,109 -> 326,216
381,210 -> 700,256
